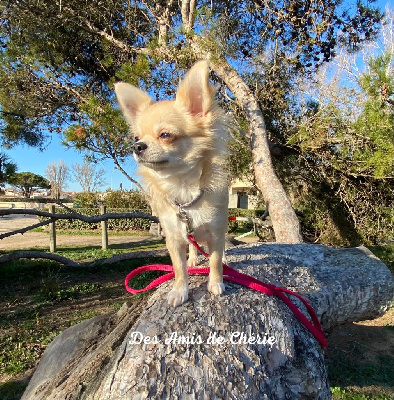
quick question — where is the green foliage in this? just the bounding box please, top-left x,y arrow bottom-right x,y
228,127 -> 254,182
0,0 -> 387,246
0,197 -> 62,203
0,152 -> 17,187
114,54 -> 151,86
286,53 -> 394,244
291,54 -> 394,180
228,208 -> 266,232
40,279 -> 101,302
0,321 -> 59,375
7,171 -> 49,198
248,54 -> 300,143
0,0 -> 151,148
331,387 -> 391,400
293,183 -> 363,246
38,268 -> 102,303
228,208 -> 267,219
360,53 -> 394,97
0,59 -> 57,148
352,53 -> 394,178
104,190 -> 150,209
73,190 -> 150,209
370,244 -> 394,274
63,94 -> 132,163
195,1 -> 382,69
289,102 -> 346,152
0,0 -> 383,149
73,191 -> 102,208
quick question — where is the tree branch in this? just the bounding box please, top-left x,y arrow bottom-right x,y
207,58 -> 303,243
0,251 -> 79,267
55,3 -> 148,56
0,248 -> 168,267
111,157 -> 146,193
91,249 -> 168,266
181,0 -> 196,32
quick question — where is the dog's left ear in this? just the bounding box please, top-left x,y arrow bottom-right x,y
175,60 -> 214,117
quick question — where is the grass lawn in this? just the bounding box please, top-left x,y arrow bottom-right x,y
0,238 -> 393,400
325,244 -> 394,400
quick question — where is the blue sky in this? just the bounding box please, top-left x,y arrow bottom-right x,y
3,0 -> 393,192
4,140 -> 138,192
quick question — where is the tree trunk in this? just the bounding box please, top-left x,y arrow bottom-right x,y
22,243 -> 394,400
210,60 -> 303,243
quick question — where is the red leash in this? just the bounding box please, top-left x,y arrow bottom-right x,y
125,234 -> 328,348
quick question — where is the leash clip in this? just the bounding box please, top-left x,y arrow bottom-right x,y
177,207 -> 194,235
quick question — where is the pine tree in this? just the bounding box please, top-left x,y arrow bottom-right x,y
8,172 -> 49,198
0,0 -> 383,242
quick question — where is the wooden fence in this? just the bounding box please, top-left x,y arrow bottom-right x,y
44,204 -> 115,252
0,204 -> 160,265
0,202 -> 272,267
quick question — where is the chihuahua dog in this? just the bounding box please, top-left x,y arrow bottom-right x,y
115,61 -> 229,307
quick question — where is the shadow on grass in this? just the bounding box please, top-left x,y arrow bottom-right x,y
326,320 -> 394,399
0,253 -> 171,400
110,238 -> 165,250
0,379 -> 29,400
50,237 -> 165,253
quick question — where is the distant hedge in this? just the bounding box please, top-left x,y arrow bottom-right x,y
0,197 -> 68,203
37,207 -> 267,232
39,208 -> 152,232
228,208 -> 267,231
228,208 -> 266,218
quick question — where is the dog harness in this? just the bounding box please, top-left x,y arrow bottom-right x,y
173,188 -> 205,235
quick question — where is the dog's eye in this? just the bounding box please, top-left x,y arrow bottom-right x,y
134,136 -> 140,142
159,132 -> 172,139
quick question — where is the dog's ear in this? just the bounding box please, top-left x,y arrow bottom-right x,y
114,82 -> 153,126
175,60 -> 214,117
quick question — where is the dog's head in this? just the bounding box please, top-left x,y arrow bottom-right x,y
115,61 -> 217,174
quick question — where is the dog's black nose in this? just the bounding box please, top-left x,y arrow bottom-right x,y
134,141 -> 147,156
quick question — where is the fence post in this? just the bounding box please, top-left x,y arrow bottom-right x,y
49,204 -> 56,253
101,205 -> 108,250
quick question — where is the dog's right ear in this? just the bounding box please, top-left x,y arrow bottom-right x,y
114,82 -> 153,126
175,60 -> 214,117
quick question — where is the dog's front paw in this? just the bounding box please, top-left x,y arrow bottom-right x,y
207,281 -> 225,296
167,286 -> 189,307
187,255 -> 199,267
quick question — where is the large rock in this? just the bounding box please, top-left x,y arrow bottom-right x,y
22,243 -> 394,400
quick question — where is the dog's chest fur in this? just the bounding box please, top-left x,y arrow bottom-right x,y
141,166 -> 228,242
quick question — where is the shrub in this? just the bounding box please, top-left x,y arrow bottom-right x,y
72,192 -> 101,208
72,190 -> 150,210
103,190 -> 150,209
39,207 -> 152,232
228,208 -> 267,233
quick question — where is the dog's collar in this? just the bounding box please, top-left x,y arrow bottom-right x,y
173,189 -> 205,235
173,188 -> 205,209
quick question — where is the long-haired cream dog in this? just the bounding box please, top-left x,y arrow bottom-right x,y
115,61 -> 228,307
